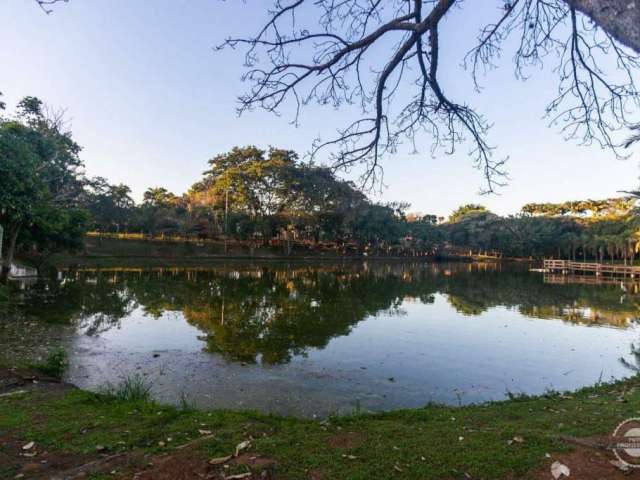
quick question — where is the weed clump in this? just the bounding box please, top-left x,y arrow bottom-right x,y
100,374 -> 152,402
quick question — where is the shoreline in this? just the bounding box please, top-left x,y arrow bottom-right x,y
1,366 -> 639,479
42,236 -> 537,268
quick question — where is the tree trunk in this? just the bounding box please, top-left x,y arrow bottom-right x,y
1,224 -> 20,282
564,0 -> 640,53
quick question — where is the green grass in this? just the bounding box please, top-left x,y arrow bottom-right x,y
2,376 -> 640,478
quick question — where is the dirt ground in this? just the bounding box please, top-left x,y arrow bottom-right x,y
530,447 -> 639,479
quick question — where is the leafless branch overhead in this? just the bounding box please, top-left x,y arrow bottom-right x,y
222,0 -> 640,192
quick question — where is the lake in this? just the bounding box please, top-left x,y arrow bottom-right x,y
2,260 -> 639,417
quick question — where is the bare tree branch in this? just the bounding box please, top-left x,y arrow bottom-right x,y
223,0 -> 640,191
625,123 -> 640,147
34,0 -> 68,14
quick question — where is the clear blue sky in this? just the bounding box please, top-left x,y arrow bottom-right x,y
1,0 -> 638,217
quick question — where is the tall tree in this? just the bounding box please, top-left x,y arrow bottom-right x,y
143,187 -> 177,208
200,146 -> 297,218
0,97 -> 87,279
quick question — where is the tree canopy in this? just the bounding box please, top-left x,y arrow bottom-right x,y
448,204 -> 488,223
0,96 -> 88,278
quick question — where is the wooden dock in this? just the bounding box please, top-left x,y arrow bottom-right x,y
543,259 -> 640,278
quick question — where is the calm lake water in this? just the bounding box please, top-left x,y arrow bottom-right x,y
2,261 -> 640,416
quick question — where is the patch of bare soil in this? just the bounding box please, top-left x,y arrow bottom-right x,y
0,434 -> 109,480
0,367 -> 72,397
529,443 -> 639,479
234,452 -> 277,470
132,450 -> 277,480
307,468 -> 326,480
326,431 -> 363,450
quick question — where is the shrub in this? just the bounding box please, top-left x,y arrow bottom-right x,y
32,348 -> 68,378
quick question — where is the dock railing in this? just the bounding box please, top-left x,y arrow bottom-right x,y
543,259 -> 640,277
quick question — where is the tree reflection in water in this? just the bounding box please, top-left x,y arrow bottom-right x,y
7,261 -> 640,365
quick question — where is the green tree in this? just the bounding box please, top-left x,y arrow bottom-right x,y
143,187 -> 177,208
448,204 -> 487,223
0,97 -> 87,279
85,178 -> 135,232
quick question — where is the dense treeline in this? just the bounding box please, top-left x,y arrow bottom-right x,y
85,175 -> 640,262
85,146 -> 428,253
442,205 -> 639,262
84,159 -> 640,262
2,96 -> 640,271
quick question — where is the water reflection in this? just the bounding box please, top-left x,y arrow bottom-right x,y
3,261 -> 640,415
10,262 -> 640,360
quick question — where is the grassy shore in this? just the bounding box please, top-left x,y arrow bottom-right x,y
1,371 -> 639,479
